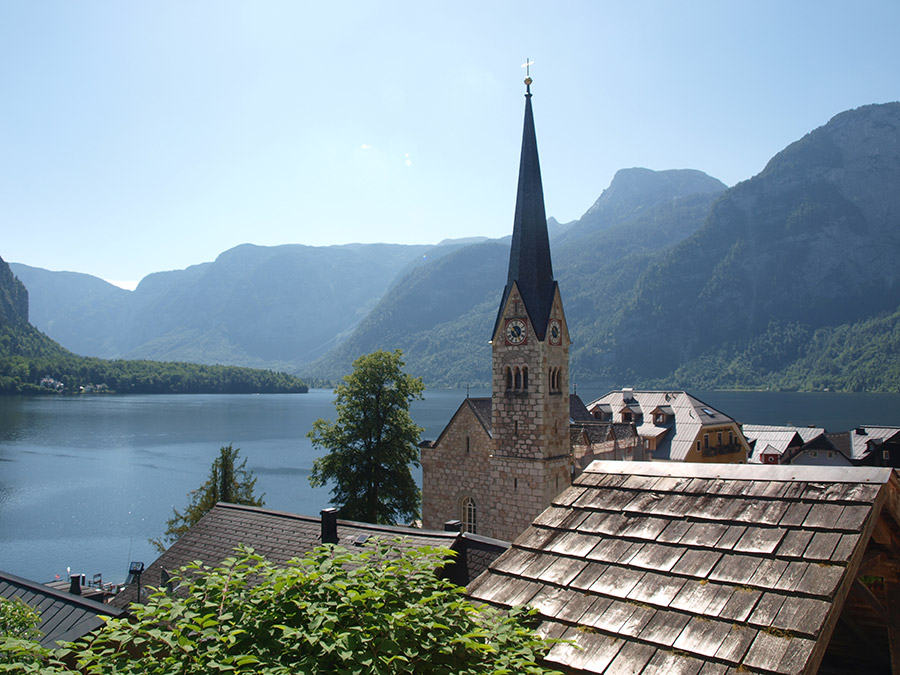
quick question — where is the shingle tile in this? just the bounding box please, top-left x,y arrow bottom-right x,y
673,616 -> 733,658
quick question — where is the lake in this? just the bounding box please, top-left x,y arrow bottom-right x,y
2,387 -> 899,584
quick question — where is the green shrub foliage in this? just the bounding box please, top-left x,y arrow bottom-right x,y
3,544 -> 561,674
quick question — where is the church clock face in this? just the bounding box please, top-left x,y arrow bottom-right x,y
505,319 -> 527,345
548,319 -> 562,345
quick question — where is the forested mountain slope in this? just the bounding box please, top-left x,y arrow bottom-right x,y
605,103 -> 900,390
0,256 -> 307,394
305,168 -> 726,385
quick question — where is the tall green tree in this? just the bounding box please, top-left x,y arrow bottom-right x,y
151,444 -> 264,552
308,349 -> 424,524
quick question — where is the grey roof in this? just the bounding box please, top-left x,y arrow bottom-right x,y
587,390 -> 741,461
492,85 -> 556,342
570,394 -> 593,422
743,425 -> 828,464
464,396 -> 493,436
112,503 -> 504,608
0,569 -> 126,646
847,426 -> 900,461
571,422 -> 636,446
468,460 -> 896,675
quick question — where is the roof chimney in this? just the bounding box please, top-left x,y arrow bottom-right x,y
321,508 -> 339,544
623,387 -> 634,402
68,574 -> 82,596
444,519 -> 462,532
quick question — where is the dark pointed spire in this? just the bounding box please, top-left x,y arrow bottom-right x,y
493,71 -> 557,340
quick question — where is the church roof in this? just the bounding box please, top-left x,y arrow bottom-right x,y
493,82 -> 557,341
468,461 -> 900,674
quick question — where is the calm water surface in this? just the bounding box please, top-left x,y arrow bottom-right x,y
2,387 -> 899,583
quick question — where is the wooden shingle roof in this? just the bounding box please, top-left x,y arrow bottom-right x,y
0,569 -> 126,646
113,503 -> 506,608
468,461 -> 900,674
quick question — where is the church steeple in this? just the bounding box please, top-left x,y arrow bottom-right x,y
493,73 -> 556,341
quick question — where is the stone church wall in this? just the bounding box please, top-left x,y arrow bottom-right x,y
421,404 -> 493,534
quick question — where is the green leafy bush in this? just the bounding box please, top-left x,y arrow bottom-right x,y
11,543 -> 560,674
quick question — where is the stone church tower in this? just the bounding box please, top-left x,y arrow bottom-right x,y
487,75 -> 571,541
421,75 -> 571,542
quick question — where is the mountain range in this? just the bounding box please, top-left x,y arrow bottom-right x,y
10,102 -> 900,391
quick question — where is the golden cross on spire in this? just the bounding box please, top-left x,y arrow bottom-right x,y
521,58 -> 534,93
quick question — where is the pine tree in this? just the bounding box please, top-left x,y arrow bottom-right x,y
150,444 -> 264,552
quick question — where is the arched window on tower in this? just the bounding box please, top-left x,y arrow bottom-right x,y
514,367 -> 522,390
522,366 -> 528,391
505,366 -> 513,391
460,496 -> 476,534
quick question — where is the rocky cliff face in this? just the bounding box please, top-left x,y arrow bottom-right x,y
0,255 -> 28,327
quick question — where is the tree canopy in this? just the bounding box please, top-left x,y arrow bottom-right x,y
308,349 -> 424,525
0,544 -> 562,674
151,445 -> 264,552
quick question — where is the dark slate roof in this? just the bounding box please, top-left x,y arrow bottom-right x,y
468,461 -> 896,675
467,397 -> 493,436
0,569 -> 126,646
571,422 -> 636,445
492,85 -> 557,342
570,394 -> 593,422
112,503 -> 501,608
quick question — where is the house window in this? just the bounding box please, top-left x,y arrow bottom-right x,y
717,432 -> 723,447
623,412 -> 633,422
461,496 -> 476,534
704,434 -> 709,449
696,441 -> 701,453
884,450 -> 891,461
809,450 -> 818,458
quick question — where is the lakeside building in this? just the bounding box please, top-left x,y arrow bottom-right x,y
586,389 -> 751,463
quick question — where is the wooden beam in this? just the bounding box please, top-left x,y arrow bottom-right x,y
887,579 -> 900,674
884,471 -> 900,531
805,484 -> 890,675
852,578 -> 889,624
872,515 -> 900,554
860,549 -> 900,583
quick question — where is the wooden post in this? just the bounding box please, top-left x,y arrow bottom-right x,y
888,579 -> 900,674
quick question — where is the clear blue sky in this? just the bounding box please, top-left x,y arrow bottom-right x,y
2,1 -> 898,288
